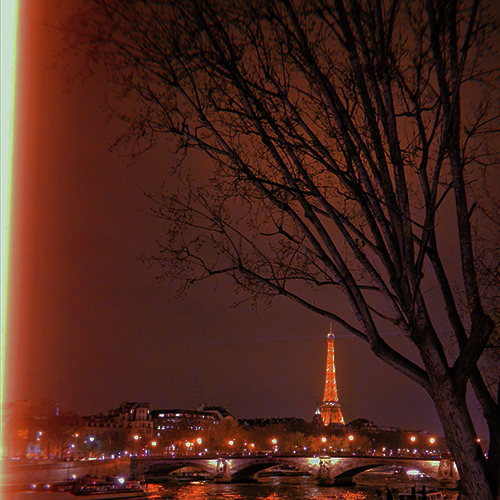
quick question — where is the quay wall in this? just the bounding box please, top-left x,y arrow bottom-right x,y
2,458 -> 132,488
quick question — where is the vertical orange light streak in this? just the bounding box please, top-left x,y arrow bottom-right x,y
1,0 -> 21,462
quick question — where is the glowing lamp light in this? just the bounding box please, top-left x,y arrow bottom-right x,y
429,437 -> 436,444
321,437 -> 327,443
134,435 -> 139,440
228,440 -> 234,446
118,478 -> 125,484
197,438 -> 202,445
151,441 -> 157,446
271,439 -> 277,445
348,435 -> 354,441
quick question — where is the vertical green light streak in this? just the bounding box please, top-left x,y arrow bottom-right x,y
1,0 -> 20,460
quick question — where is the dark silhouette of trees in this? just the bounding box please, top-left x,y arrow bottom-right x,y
67,0 -> 500,497
5,399 -> 82,458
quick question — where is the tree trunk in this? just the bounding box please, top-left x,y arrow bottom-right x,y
432,385 -> 494,500
485,414 -> 500,499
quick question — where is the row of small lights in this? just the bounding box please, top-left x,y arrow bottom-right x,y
127,434 -> 440,455
33,431 -> 440,447
32,431 -> 457,459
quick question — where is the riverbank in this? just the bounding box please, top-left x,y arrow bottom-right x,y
1,458 -> 132,492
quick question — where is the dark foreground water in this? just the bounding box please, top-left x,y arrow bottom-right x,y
144,476 -> 459,500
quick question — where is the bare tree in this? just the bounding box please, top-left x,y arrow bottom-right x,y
67,0 -> 500,497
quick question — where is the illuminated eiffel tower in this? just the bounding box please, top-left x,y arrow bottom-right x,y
320,324 -> 345,426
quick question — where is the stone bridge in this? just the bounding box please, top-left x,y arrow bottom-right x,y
131,454 -> 459,487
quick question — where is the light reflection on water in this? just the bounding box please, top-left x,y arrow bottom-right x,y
144,477 -> 416,500
144,475 -> 460,500
2,476 -> 458,500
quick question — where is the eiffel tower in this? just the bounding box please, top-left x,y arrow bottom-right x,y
320,324 -> 345,426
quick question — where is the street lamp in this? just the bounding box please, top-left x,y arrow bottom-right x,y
195,438 -> 202,455
134,435 -> 139,456
148,441 -> 157,456
36,431 -> 43,458
85,437 -> 96,458
271,438 -> 278,453
346,435 -> 355,454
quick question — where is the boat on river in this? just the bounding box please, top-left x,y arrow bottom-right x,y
171,471 -> 213,483
15,478 -> 146,500
259,465 -> 310,477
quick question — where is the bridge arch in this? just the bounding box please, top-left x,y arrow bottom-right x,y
227,457 -> 314,482
141,459 -> 214,483
230,461 -> 281,482
324,463 -> 386,486
315,457 -> 457,487
132,455 -> 458,488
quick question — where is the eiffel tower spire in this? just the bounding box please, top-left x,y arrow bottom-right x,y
320,324 -> 345,426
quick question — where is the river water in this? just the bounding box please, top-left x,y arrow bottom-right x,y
144,476 -> 459,500
3,471 -> 459,500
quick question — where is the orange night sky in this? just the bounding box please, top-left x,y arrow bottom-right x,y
6,0 -> 490,436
